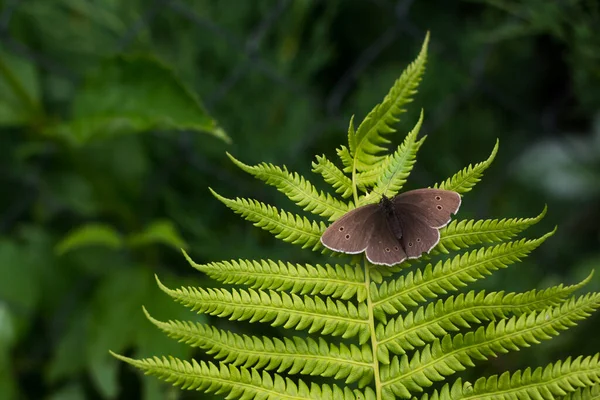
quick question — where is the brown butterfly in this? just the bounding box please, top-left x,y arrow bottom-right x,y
320,188 -> 461,265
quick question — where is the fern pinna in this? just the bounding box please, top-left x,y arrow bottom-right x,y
112,34 -> 600,399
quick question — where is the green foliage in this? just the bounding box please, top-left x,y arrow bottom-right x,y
114,35 -> 600,399
47,55 -> 229,145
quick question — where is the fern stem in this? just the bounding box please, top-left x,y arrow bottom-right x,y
351,163 -> 359,205
365,259 -> 383,400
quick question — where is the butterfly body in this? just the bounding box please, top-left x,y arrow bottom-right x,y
320,188 -> 461,266
379,195 -> 403,240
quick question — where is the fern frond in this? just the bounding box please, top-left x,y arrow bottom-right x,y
378,274 -> 593,358
110,352 -> 374,400
370,110 -> 426,197
380,294 -> 600,398
227,154 -> 350,220
337,145 -> 353,172
156,276 -> 371,343
210,188 -> 326,250
143,308 -> 374,386
562,381 -> 600,400
422,355 -> 600,400
182,251 -> 367,301
349,33 -> 429,172
435,139 -> 499,194
353,112 -> 427,202
435,205 -> 547,254
312,155 -> 354,199
372,230 -> 555,321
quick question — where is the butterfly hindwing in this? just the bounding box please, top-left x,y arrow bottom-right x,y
320,204 -> 379,254
365,212 -> 407,265
396,209 -> 441,258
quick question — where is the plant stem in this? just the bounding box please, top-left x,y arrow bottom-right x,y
364,258 -> 382,400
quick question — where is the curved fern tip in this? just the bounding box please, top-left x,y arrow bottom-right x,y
154,274 -> 168,292
142,306 -> 161,326
181,248 -> 198,269
489,138 -> 500,159
207,187 -> 224,201
109,350 -> 130,363
225,152 -> 248,170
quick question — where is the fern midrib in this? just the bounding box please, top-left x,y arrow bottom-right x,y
444,164 -> 487,190
146,361 -> 322,400
364,261 -> 383,400
381,301 -> 595,388
351,59 -> 422,173
440,223 -> 532,243
378,293 -> 569,349
206,268 -> 364,295
314,158 -> 353,194
260,169 -> 349,217
177,290 -> 370,327
166,324 -> 372,371
377,145 -> 414,196
243,201 -> 323,239
373,241 -> 534,309
457,364 -> 600,400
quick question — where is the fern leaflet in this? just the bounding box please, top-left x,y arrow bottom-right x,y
227,153 -> 351,220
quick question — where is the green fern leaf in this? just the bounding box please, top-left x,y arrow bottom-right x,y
312,155 -> 354,199
370,110 -> 427,197
111,352 -> 374,400
423,355 -> 600,400
143,308 -> 374,386
349,33 -> 429,172
378,273 -> 593,358
562,381 -> 600,400
227,153 -> 350,220
337,145 -> 353,173
156,276 -> 371,343
380,294 -> 600,398
435,139 -> 499,194
210,188 -> 326,250
182,251 -> 367,301
435,205 -> 547,254
372,230 -> 555,321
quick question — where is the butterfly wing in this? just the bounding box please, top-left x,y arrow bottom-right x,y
320,204 -> 379,254
393,188 -> 461,259
396,210 -> 440,258
392,188 -> 461,228
365,212 -> 407,265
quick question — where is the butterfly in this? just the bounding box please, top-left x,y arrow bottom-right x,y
320,188 -> 461,265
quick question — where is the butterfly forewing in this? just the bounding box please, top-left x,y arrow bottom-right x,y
393,188 -> 461,228
320,204 -> 379,254
365,213 -> 407,265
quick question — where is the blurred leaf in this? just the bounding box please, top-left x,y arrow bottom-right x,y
0,48 -> 42,126
48,383 -> 87,400
45,55 -> 230,144
89,358 -> 119,399
127,220 -> 188,251
0,239 -> 42,315
0,345 -> 17,400
44,172 -> 100,217
87,267 -> 152,397
55,224 -> 123,255
0,304 -> 16,348
47,308 -> 89,383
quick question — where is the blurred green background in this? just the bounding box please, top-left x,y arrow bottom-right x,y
1,0 -> 599,399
